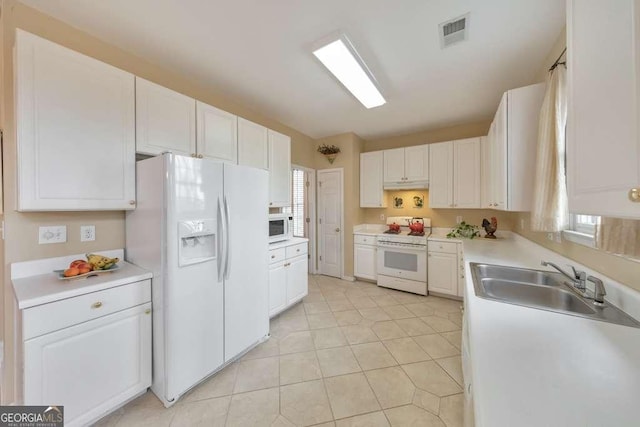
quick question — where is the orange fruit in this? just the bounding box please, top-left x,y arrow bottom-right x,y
78,267 -> 92,274
64,268 -> 80,277
70,259 -> 87,268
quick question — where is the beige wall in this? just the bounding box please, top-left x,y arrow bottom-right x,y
364,120 -> 492,152
314,133 -> 364,277
512,27 -> 640,292
0,0 -> 315,403
361,191 -> 514,231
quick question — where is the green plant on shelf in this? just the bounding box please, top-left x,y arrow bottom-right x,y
447,221 -> 480,239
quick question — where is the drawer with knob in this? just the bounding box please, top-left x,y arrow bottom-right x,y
428,240 -> 458,254
354,234 -> 377,245
23,279 -> 151,340
269,248 -> 286,264
286,242 -> 308,258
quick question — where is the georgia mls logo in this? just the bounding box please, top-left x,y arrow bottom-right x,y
0,405 -> 64,427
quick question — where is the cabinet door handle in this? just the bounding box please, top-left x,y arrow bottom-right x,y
296,249 -> 300,252
271,255 -> 275,259
335,228 -> 340,232
145,309 -> 151,315
198,154 -> 204,159
630,188 -> 640,202
269,202 -> 273,206
129,200 -> 136,205
91,302 -> 103,309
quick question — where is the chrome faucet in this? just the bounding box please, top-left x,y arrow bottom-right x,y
540,261 -> 587,290
587,276 -> 607,305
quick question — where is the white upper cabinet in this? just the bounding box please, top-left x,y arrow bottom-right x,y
135,77 -> 196,157
428,142 -> 454,208
360,151 -> 386,208
429,138 -> 481,209
453,138 -> 481,208
15,30 -> 136,211
383,145 -> 429,188
238,118 -> 269,170
196,101 -> 238,163
484,84 -> 545,211
404,145 -> 430,182
480,136 -> 492,209
567,0 -> 640,218
268,129 -> 291,207
383,148 -> 406,183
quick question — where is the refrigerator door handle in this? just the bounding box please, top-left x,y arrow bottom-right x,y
217,197 -> 226,282
223,196 -> 231,280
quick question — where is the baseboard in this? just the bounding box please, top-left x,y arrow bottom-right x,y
342,275 -> 356,282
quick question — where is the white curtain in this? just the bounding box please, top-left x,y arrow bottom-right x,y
597,217 -> 640,259
531,66 -> 568,232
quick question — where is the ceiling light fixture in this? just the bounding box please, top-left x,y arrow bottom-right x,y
312,34 -> 385,109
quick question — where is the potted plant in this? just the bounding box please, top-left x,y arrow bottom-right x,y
317,144 -> 341,164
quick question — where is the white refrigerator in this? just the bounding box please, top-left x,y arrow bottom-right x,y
126,153 -> 269,407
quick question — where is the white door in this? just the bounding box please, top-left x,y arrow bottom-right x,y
428,252 -> 458,296
404,145 -> 429,182
196,101 -> 238,163
383,148 -> 405,183
429,142 -> 454,208
238,118 -> 268,169
492,94 -> 508,210
286,255 -> 308,304
268,262 -> 287,317
354,244 -> 377,281
567,0 -> 640,218
454,138 -> 481,208
135,77 -> 196,157
223,164 -> 269,360
24,304 -> 151,426
268,130 -> 292,207
318,169 -> 343,278
165,156 -> 224,400
480,135 -> 492,209
360,151 -> 385,208
15,29 -> 136,211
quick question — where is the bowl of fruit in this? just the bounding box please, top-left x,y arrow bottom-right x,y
56,254 -> 120,280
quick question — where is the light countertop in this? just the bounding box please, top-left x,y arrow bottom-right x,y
12,261 -> 152,309
353,224 -> 387,235
269,237 -> 309,250
461,233 -> 640,427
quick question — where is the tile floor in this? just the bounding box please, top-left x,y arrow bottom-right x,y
94,275 -> 464,427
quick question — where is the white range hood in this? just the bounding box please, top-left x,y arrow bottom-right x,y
383,180 -> 429,190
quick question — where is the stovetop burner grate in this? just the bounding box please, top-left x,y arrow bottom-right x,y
408,231 -> 425,236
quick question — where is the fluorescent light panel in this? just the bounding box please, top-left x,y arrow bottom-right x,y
313,36 -> 385,109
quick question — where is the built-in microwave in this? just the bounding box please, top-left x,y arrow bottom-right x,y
269,213 -> 293,243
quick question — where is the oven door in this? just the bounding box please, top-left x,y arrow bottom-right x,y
377,242 -> 427,282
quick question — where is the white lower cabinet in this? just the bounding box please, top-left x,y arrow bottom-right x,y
428,240 -> 464,297
354,234 -> 377,281
269,240 -> 308,317
22,280 -> 152,426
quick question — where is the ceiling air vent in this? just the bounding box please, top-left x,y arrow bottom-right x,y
439,13 -> 469,48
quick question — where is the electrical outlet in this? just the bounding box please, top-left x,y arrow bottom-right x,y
380,214 -> 385,221
80,225 -> 96,242
456,216 -> 463,224
547,232 -> 554,241
39,226 -> 67,244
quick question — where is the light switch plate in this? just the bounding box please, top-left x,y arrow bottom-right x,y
80,225 -> 96,242
39,226 -> 67,244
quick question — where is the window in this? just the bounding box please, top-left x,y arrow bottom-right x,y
563,214 -> 600,246
282,169 -> 307,237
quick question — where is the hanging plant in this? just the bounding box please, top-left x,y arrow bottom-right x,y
317,144 -> 341,164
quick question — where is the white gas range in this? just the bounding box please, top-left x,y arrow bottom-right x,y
376,216 -> 431,295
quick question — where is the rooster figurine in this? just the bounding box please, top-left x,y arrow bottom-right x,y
482,217 -> 498,239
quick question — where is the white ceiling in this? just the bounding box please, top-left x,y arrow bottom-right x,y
20,0 -> 565,140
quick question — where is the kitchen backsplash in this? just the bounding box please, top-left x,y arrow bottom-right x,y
360,190 -> 515,230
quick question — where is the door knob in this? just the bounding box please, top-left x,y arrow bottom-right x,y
630,188 -> 640,202
335,228 -> 340,232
